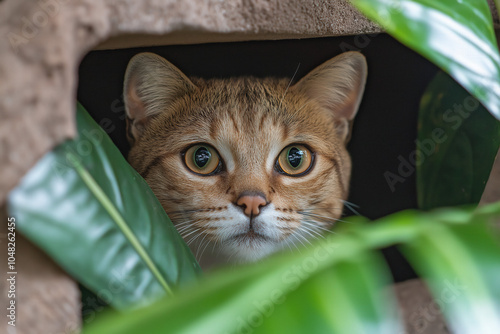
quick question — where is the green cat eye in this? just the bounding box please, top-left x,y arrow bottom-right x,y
184,144 -> 221,175
277,144 -> 313,176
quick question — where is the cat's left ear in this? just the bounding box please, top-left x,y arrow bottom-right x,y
292,51 -> 367,142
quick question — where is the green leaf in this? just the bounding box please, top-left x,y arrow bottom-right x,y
83,202 -> 500,334
255,253 -> 399,334
350,0 -> 500,119
8,103 -> 201,310
401,212 -> 500,334
417,71 -> 500,210
83,233 -> 401,334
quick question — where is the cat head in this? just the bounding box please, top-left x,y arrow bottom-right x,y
124,52 -> 367,264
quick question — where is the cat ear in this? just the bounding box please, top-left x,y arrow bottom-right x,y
123,52 -> 196,143
292,51 -> 367,142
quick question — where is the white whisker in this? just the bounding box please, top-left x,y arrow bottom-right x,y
211,238 -> 220,255
180,227 -> 201,238
186,229 -> 204,246
299,223 -> 324,239
283,239 -> 294,253
290,232 -> 308,249
284,235 -> 300,252
196,233 -> 209,259
296,229 -> 314,245
301,212 -> 350,224
176,224 -> 196,233
174,220 -> 195,227
297,224 -> 319,239
302,220 -> 335,234
199,233 -> 214,259
341,200 -> 361,216
279,63 -> 301,110
295,100 -> 312,113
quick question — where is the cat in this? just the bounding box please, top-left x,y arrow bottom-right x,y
123,51 -> 367,268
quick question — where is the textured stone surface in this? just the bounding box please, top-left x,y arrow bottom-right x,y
1,205 -> 81,334
96,0 -> 381,49
0,0 -> 382,205
394,279 -> 450,334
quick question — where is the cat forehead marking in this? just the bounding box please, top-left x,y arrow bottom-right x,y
209,113 -> 286,174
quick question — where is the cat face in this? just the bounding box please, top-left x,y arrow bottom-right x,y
124,52 -> 367,264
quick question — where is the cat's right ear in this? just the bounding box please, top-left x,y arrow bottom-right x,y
123,52 -> 196,144
292,52 -> 367,143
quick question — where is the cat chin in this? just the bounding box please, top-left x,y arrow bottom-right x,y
225,248 -> 277,263
221,237 -> 282,263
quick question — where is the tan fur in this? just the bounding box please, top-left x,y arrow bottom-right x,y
124,52 -> 367,267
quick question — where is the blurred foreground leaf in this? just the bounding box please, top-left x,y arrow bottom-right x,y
84,203 -> 500,334
84,231 -> 401,333
401,203 -> 500,334
417,71 -> 500,210
8,103 -> 201,310
351,0 -> 500,119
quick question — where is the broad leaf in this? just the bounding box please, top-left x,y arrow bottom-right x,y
83,233 -> 401,334
255,253 -> 399,334
83,202 -> 500,334
350,0 -> 500,119
8,103 -> 201,310
417,71 -> 500,210
401,204 -> 500,334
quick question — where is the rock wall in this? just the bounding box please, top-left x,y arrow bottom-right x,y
0,0 -> 381,205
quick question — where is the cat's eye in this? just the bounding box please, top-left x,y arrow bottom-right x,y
276,144 -> 313,176
184,144 -> 221,175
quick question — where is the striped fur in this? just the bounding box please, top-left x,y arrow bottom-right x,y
124,52 -> 367,267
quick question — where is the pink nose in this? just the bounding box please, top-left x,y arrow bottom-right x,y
236,195 -> 267,217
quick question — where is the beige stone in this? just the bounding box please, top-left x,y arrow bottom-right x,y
0,0 -> 382,205
0,205 -> 81,334
394,279 -> 450,334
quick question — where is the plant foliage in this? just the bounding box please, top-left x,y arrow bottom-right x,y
351,0 -> 500,120
8,104 -> 201,310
